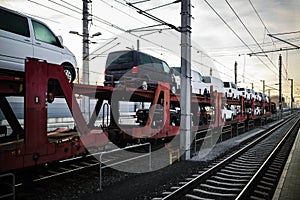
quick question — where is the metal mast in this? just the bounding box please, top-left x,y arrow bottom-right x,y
82,0 -> 90,122
180,0 -> 192,160
279,54 -> 282,119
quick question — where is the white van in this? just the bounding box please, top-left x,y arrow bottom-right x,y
0,6 -> 77,82
202,76 -> 225,95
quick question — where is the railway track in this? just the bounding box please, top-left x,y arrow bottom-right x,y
14,142 -> 153,188
153,113 -> 300,200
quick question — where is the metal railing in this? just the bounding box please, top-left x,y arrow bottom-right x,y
99,143 -> 151,190
193,129 -> 212,154
0,173 -> 15,200
236,122 -> 245,135
220,125 -> 232,141
248,119 -> 254,130
102,103 -> 110,128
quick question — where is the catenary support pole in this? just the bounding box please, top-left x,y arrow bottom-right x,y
82,0 -> 90,122
279,54 -> 282,119
288,78 -> 293,113
234,61 -> 237,85
180,0 -> 192,160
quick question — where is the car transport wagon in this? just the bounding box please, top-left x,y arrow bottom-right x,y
104,50 -> 177,93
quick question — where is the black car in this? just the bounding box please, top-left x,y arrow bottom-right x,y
136,108 -> 180,127
104,50 -> 177,93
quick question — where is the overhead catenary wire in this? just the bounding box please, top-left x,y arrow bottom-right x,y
27,0 -> 288,91
105,0 -> 275,86
224,0 -> 279,75
248,0 -> 277,48
203,0 -> 280,79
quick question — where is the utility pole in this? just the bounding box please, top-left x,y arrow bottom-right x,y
210,67 -> 212,76
137,39 -> 140,51
261,80 -> 265,94
279,54 -> 282,119
251,83 -> 254,90
180,0 -> 192,160
288,78 -> 293,112
234,61 -> 237,85
82,0 -> 90,122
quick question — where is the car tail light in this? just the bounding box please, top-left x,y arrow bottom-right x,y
132,66 -> 138,74
104,69 -> 107,75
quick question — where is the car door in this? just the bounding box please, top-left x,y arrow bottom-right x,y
161,61 -> 172,83
138,52 -> 153,82
30,19 -> 63,65
0,8 -> 33,71
151,57 -> 165,83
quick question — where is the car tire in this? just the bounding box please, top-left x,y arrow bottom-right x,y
142,80 -> 148,90
171,118 -> 176,126
62,64 -> 76,83
171,85 -> 176,94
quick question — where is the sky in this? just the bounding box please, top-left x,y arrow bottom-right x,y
1,0 -> 300,105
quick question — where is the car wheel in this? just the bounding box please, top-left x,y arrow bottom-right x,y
62,65 -> 75,83
171,85 -> 176,94
171,119 -> 176,126
142,80 -> 148,90
204,89 -> 209,97
152,120 -> 156,127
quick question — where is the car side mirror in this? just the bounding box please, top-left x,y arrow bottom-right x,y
170,68 -> 174,74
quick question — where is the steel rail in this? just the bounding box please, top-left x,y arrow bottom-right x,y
159,114 -> 298,200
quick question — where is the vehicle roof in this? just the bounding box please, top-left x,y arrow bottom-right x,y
172,67 -> 203,74
0,6 -> 26,17
108,50 -> 165,61
0,6 -> 54,30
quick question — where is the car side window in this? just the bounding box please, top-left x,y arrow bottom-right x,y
202,77 -> 211,83
162,61 -> 170,74
139,53 -> 152,65
32,20 -> 59,46
232,83 -> 237,89
223,82 -> 230,87
0,8 -> 30,37
152,57 -> 163,71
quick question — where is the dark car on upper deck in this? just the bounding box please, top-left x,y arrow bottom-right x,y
103,50 -> 177,93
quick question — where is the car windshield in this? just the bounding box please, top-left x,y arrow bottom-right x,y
106,51 -> 133,66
